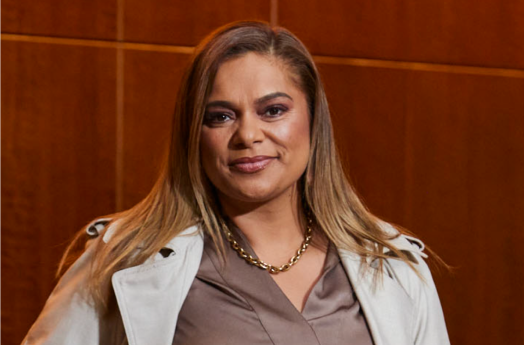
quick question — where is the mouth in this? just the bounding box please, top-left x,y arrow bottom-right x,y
228,155 -> 277,173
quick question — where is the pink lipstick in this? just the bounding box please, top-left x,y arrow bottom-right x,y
229,156 -> 276,173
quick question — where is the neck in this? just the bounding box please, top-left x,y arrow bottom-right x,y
218,187 -> 306,256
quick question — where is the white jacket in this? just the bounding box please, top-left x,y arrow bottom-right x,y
23,220 -> 450,345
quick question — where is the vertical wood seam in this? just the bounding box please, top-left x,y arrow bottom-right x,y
403,90 -> 413,227
115,0 -> 125,211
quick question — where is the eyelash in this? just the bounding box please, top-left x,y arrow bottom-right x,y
204,113 -> 233,124
263,105 -> 287,117
204,105 -> 288,125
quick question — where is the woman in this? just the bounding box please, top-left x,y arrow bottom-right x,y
23,21 -> 450,345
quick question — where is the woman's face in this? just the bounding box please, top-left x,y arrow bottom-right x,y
200,52 -> 311,205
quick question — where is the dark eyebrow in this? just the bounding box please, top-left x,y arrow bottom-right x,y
205,100 -> 235,109
254,92 -> 293,105
205,92 -> 293,109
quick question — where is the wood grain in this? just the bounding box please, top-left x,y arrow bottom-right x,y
124,0 -> 270,45
318,64 -> 410,225
280,0 -> 524,69
1,40 -> 117,344
319,62 -> 524,344
2,2 -> 524,344
122,50 -> 191,209
1,0 -> 117,40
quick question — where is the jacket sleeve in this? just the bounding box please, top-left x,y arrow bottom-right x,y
22,221 -> 126,345
379,222 -> 451,344
410,252 -> 451,345
386,235 -> 451,345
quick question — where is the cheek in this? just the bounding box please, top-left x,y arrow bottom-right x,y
274,118 -> 311,159
201,128 -> 227,153
199,130 -> 225,173
294,124 -> 311,163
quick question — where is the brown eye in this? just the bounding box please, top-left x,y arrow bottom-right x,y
204,112 -> 233,124
264,106 -> 286,117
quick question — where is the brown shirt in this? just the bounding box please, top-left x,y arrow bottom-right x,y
173,228 -> 374,345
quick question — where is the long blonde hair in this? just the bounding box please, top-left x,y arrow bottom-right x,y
60,20 -> 420,306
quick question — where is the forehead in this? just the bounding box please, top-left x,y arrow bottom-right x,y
208,53 -> 301,101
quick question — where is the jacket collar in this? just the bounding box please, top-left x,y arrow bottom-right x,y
338,248 -> 414,345
110,226 -> 418,345
111,226 -> 204,345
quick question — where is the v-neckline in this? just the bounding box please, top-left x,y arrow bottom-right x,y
232,227 -> 339,319
194,229 -> 375,345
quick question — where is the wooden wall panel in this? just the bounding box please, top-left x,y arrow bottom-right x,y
404,73 -> 524,344
124,0 -> 270,45
281,0 -> 524,69
1,0 -> 117,40
1,41 -> 117,344
319,62 -> 524,344
318,64 -> 408,225
3,1 -> 523,344
122,50 -> 191,209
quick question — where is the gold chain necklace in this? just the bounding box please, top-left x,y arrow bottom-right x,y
224,217 -> 313,274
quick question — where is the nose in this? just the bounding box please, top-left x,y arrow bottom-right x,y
230,112 -> 264,149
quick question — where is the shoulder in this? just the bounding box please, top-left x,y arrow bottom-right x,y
23,218 -> 116,344
377,222 -> 450,344
375,221 -> 433,296
382,234 -> 434,303
86,217 -> 202,261
85,217 -> 117,244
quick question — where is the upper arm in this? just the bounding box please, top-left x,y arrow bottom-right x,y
22,220 -> 117,345
383,232 -> 451,345
410,254 -> 450,345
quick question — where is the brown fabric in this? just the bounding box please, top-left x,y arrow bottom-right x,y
173,228 -> 374,345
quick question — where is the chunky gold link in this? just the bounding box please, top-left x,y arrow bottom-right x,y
224,217 -> 313,274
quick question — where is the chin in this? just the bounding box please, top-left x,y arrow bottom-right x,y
223,179 -> 299,205
231,188 -> 278,203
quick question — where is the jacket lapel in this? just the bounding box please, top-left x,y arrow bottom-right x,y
111,226 -> 204,345
339,249 -> 414,345
111,224 -> 416,345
